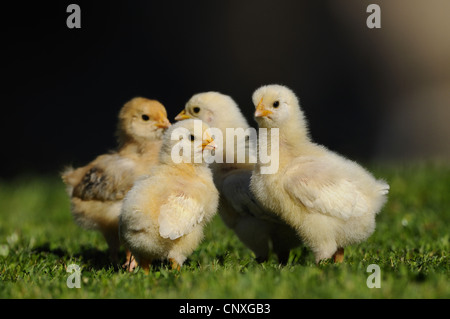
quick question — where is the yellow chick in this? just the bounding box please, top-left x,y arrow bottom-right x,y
62,97 -> 171,265
175,92 -> 301,263
119,119 -> 219,272
250,85 -> 389,264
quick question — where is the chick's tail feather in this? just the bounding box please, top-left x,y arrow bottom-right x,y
60,166 -> 77,196
378,180 -> 390,195
61,166 -> 75,185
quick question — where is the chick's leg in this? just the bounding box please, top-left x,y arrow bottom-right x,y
139,258 -> 151,274
333,248 -> 344,263
302,216 -> 339,264
167,226 -> 203,271
169,258 -> 181,271
312,242 -> 339,264
123,249 -> 137,272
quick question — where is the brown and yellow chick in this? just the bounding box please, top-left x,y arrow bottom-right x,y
250,85 -> 389,264
119,119 -> 219,273
62,97 -> 171,265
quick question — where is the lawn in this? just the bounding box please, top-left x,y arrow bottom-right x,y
0,162 -> 448,299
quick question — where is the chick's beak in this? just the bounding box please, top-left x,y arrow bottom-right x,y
202,136 -> 216,151
155,117 -> 171,129
254,98 -> 273,118
174,109 -> 192,121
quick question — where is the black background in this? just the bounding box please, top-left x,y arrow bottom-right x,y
2,1 -> 447,179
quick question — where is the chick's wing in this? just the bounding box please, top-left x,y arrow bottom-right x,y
283,157 -> 369,220
158,194 -> 206,240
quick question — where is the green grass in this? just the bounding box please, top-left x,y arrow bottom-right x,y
0,163 -> 448,298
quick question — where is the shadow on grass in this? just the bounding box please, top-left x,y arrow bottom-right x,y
32,243 -> 66,258
31,242 -> 312,275
73,246 -> 116,270
32,243 -> 121,271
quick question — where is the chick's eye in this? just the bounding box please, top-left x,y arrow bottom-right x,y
273,101 -> 280,108
141,114 -> 150,121
189,134 -> 195,141
193,107 -> 200,113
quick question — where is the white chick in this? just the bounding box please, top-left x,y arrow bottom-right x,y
175,92 -> 301,262
119,119 -> 219,272
250,84 -> 389,263
62,97 -> 171,265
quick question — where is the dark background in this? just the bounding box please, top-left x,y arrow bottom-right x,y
2,0 -> 449,179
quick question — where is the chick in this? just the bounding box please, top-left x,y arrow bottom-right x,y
62,97 -> 171,265
119,119 -> 219,272
175,92 -> 301,263
250,85 -> 389,264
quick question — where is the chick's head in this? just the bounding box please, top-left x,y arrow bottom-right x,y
159,119 -> 217,165
117,97 -> 171,145
252,84 -> 302,128
174,92 -> 248,131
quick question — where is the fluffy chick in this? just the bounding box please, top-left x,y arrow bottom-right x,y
175,92 -> 301,262
250,84 -> 389,264
119,119 -> 219,272
62,97 -> 171,264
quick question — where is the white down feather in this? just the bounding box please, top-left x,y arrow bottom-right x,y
158,195 -> 205,240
